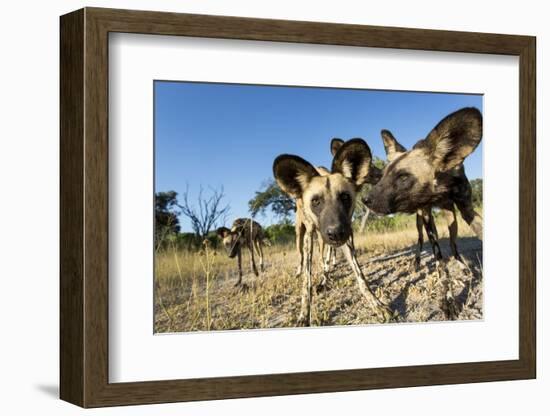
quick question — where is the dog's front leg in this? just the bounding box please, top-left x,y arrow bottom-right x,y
235,249 -> 243,286
323,245 -> 334,273
295,222 -> 305,277
255,239 -> 265,272
341,239 -> 394,323
442,207 -> 462,263
410,212 -> 425,271
330,246 -> 337,266
317,231 -> 331,292
422,210 -> 442,261
249,241 -> 259,277
297,231 -> 314,326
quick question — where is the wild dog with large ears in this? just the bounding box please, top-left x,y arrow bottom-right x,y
274,139 -> 394,326
295,137 -> 347,281
366,107 -> 482,319
380,130 -> 462,269
216,218 -> 265,287
365,107 -> 482,240
293,165 -> 336,285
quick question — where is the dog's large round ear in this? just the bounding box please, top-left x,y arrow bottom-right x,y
425,107 -> 482,172
330,138 -> 345,156
381,130 -> 406,162
332,138 -> 372,187
216,227 -> 230,238
273,155 -> 319,198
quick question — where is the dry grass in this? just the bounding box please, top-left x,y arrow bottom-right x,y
355,212 -> 478,254
154,213 -> 482,333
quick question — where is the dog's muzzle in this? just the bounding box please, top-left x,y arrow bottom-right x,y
362,193 -> 393,215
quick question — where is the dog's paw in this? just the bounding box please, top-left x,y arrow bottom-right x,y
378,305 -> 396,323
316,277 -> 333,294
442,294 -> 460,320
408,257 -> 421,273
296,314 -> 311,327
233,282 -> 249,293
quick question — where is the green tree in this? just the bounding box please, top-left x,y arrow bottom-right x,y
248,179 -> 296,219
470,178 -> 483,206
155,191 -> 181,245
264,219 -> 296,245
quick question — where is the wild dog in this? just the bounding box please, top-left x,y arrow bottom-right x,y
294,139 -> 381,286
364,107 -> 483,318
305,138 -> 382,285
379,129 -> 475,268
294,165 -> 337,287
274,139 -> 394,326
364,107 -> 482,234
216,218 -> 265,286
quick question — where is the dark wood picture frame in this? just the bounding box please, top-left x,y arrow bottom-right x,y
60,7 -> 536,408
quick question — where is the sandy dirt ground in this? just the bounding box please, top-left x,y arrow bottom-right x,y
155,235 -> 482,333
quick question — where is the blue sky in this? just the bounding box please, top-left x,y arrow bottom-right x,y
155,81 -> 482,232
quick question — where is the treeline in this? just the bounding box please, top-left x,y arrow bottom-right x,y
156,177 -> 482,251
157,221 -> 296,251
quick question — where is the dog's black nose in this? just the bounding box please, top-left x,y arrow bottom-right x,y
326,226 -> 346,242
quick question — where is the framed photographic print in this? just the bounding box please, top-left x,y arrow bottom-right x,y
60,7 -> 536,408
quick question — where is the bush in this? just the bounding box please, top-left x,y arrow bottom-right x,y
359,213 -> 416,233
470,178 -> 483,207
264,223 -> 295,245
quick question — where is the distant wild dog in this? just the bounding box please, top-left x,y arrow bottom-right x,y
216,218 -> 265,286
379,129 -> 477,268
274,139 -> 394,326
364,107 -> 483,317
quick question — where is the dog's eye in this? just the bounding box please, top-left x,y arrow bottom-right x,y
398,173 -> 410,183
311,196 -> 321,207
339,192 -> 351,204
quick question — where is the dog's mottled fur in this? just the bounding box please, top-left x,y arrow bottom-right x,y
216,218 -> 265,286
274,139 -> 393,326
